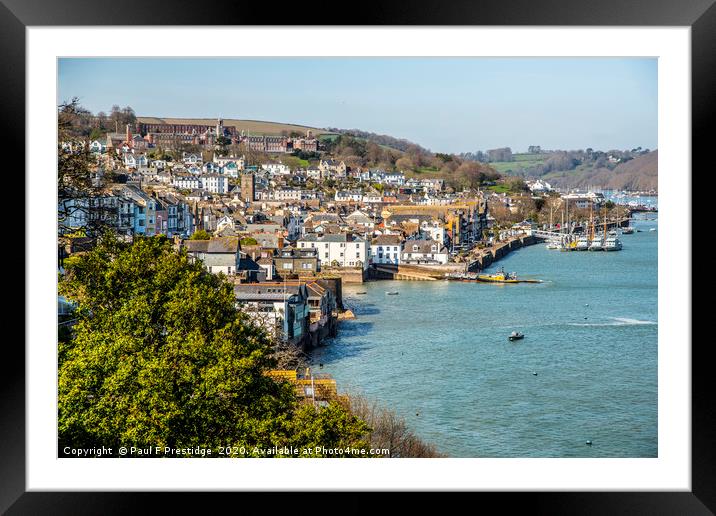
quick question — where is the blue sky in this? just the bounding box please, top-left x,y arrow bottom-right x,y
58,57 -> 657,154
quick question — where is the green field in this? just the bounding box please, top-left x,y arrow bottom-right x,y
490,153 -> 547,174
486,184 -> 510,193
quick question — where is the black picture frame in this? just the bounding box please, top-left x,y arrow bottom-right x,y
4,0 -> 708,513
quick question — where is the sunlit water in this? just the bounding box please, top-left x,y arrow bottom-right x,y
311,215 -> 657,457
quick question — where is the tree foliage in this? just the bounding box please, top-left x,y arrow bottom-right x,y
58,235 -> 370,456
189,229 -> 211,240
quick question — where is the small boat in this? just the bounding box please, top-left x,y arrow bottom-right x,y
356,292 -> 367,295
649,228 -> 657,232
546,242 -> 559,250
621,226 -> 634,234
508,331 -> 524,341
477,267 -> 518,283
386,291 -> 399,295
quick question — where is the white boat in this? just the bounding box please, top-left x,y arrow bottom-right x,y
649,228 -> 657,232
588,238 -> 604,251
575,235 -> 590,251
621,226 -> 634,234
604,236 -> 623,251
546,241 -> 559,250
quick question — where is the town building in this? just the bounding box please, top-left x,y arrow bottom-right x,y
370,234 -> 404,265
297,233 -> 368,269
400,238 -> 449,265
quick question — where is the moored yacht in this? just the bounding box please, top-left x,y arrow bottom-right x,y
588,237 -> 604,251
576,235 -> 590,250
604,236 -> 623,251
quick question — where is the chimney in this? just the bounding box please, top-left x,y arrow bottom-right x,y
126,124 -> 131,144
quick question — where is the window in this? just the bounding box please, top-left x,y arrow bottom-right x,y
413,245 -> 418,251
356,253 -> 360,258
283,263 -> 292,269
324,252 -> 328,258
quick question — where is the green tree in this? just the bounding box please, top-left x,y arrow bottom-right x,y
58,235 -> 370,456
190,229 -> 211,240
240,237 -> 258,246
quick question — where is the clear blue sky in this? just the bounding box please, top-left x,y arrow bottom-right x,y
58,57 -> 657,154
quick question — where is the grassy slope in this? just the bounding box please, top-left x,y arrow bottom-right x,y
489,153 -> 547,174
543,151 -> 658,191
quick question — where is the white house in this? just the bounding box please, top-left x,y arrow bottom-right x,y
89,140 -> 107,154
262,163 -> 291,175
173,175 -> 201,190
370,234 -> 403,265
123,153 -> 148,169
305,166 -> 322,180
401,239 -> 449,265
200,174 -> 229,195
420,219 -> 447,245
297,233 -> 368,270
362,190 -> 383,204
382,172 -> 405,186
214,154 -> 245,170
527,179 -> 553,193
183,153 -> 202,165
335,190 -> 362,202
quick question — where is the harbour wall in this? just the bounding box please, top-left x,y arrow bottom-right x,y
369,235 -> 538,280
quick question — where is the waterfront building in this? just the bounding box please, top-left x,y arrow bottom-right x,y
297,232 -> 368,269
370,234 -> 404,265
400,238 -> 449,265
233,282 -> 310,345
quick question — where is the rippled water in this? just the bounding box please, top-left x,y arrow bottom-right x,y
311,215 -> 657,457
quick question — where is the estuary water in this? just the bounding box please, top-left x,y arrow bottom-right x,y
311,214 -> 658,457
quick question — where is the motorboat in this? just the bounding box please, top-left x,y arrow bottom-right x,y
604,236 -> 623,251
576,235 -> 590,251
508,331 -> 525,341
621,226 -> 634,234
588,237 -> 604,251
477,267 -> 518,283
386,291 -> 399,295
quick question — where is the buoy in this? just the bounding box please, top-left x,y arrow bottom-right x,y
584,317 -> 588,320
416,412 -> 420,416
532,372 -> 538,376
586,440 -> 592,445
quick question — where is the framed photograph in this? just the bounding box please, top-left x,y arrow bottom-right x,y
7,0 -> 709,512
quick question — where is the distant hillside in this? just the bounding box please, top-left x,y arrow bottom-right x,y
137,117 -> 338,137
544,151 -> 658,191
